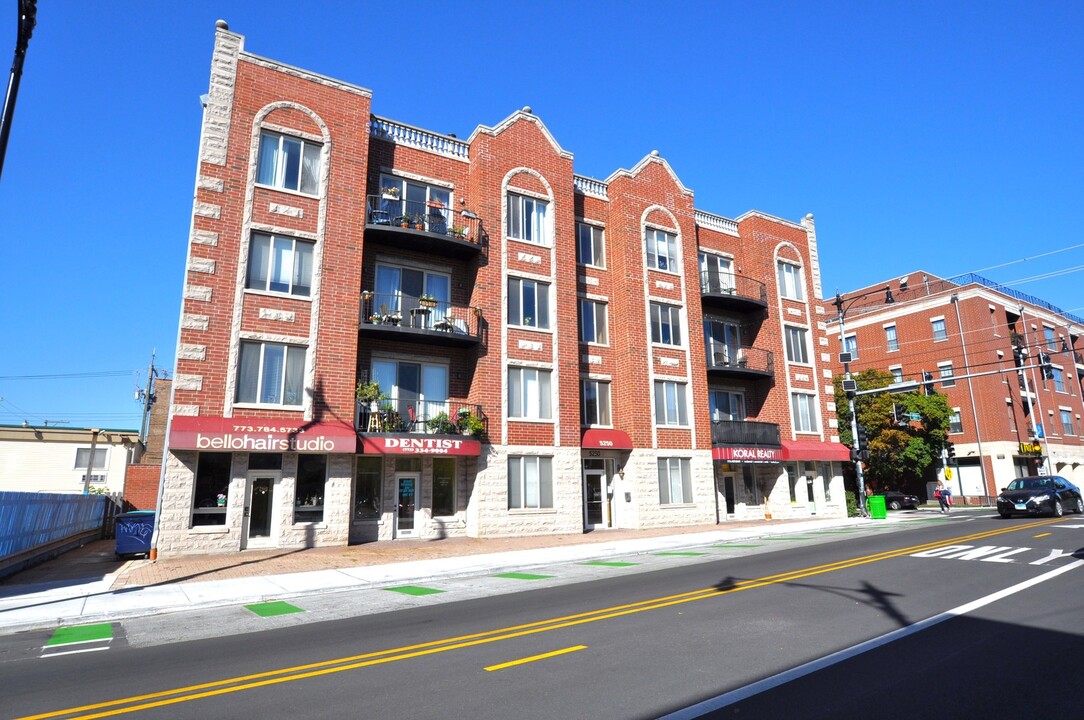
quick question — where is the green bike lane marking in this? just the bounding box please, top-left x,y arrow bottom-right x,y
581,560 -> 638,567
245,601 -> 305,617
385,585 -> 446,596
655,551 -> 708,557
46,623 -> 113,646
493,572 -> 553,580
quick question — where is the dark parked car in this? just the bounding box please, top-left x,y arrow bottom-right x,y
996,475 -> 1084,518
877,491 -> 919,510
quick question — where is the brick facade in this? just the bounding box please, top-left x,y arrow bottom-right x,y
156,23 -> 848,556
829,270 -> 1084,497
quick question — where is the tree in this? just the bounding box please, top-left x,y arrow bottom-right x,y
834,368 -> 952,494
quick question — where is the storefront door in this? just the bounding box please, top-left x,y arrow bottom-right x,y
243,471 -> 279,549
719,474 -> 736,518
395,475 -> 418,537
583,464 -> 610,530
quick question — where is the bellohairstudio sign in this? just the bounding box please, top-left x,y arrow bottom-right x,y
169,416 -> 358,453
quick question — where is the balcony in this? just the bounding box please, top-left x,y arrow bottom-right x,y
359,292 -> 482,347
700,272 -> 768,313
364,195 -> 482,259
710,420 -> 781,448
706,346 -> 774,379
356,397 -> 486,438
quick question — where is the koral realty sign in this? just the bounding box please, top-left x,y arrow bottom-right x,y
359,435 -> 481,456
712,446 -> 782,463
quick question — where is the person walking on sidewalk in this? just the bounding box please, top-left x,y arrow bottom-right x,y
936,479 -> 952,513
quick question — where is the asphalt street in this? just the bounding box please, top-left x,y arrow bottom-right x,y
5,512 -> 1082,719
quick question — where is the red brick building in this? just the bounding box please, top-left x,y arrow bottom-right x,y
828,271 -> 1084,499
156,22 -> 849,555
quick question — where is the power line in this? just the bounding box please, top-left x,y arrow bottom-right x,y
962,242 -> 1084,277
0,370 -> 133,380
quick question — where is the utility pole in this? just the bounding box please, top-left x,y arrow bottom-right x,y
0,0 -> 37,180
137,350 -> 159,461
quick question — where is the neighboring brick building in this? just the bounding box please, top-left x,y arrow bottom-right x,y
156,22 -> 849,555
828,271 -> 1084,498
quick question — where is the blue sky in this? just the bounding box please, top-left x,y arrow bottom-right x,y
1,1 -> 1081,431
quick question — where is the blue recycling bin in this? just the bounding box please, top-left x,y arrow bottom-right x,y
115,510 -> 156,557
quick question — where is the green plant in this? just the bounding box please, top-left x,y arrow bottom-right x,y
458,412 -> 484,436
356,381 -> 385,404
426,411 -> 457,434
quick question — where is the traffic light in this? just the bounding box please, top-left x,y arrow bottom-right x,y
1040,352 -> 1054,380
945,440 -> 956,465
922,371 -> 936,395
891,403 -> 908,425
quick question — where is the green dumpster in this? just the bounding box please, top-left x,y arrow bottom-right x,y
868,494 -> 887,519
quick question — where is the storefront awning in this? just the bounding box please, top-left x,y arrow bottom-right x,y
781,439 -> 851,462
169,417 -> 358,453
359,435 -> 481,456
581,428 -> 634,450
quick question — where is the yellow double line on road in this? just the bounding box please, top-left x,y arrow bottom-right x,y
21,518 -> 1063,720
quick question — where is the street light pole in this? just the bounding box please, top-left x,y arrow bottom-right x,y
951,294 -> 988,499
0,0 -> 37,180
832,283 -> 901,517
835,302 -> 869,517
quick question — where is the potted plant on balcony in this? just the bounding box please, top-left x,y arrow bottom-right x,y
450,225 -> 467,239
413,214 -> 425,230
356,381 -> 385,412
426,411 -> 457,435
456,409 -> 484,436
419,294 -> 438,308
381,186 -> 400,200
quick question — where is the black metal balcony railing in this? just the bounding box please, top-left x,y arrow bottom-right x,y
710,420 -> 781,447
356,397 -> 485,436
700,271 -> 768,306
706,345 -> 774,375
365,195 -> 480,243
360,291 -> 481,339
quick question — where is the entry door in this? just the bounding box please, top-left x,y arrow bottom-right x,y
720,474 -> 737,518
395,475 -> 418,537
584,467 -> 608,529
805,475 -> 816,514
243,472 -> 280,549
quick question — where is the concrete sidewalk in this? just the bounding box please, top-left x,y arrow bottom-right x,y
0,511 -> 961,635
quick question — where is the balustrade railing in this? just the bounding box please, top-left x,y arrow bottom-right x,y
356,397 -> 485,436
369,116 -> 469,160
706,345 -> 774,374
360,291 -> 481,337
710,420 -> 781,447
700,271 -> 768,304
365,195 -> 479,242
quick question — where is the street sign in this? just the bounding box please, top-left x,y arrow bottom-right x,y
1036,424 -> 1045,438
908,412 -> 921,421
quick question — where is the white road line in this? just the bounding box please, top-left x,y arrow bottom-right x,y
41,645 -> 111,658
659,559 -> 1084,720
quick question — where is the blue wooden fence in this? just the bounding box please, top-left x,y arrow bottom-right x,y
0,492 -> 108,560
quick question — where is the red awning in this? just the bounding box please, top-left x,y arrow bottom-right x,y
359,435 -> 481,456
781,439 -> 851,461
169,416 -> 358,453
581,428 -> 634,450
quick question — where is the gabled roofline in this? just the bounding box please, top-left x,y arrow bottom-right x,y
467,107 -> 573,160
